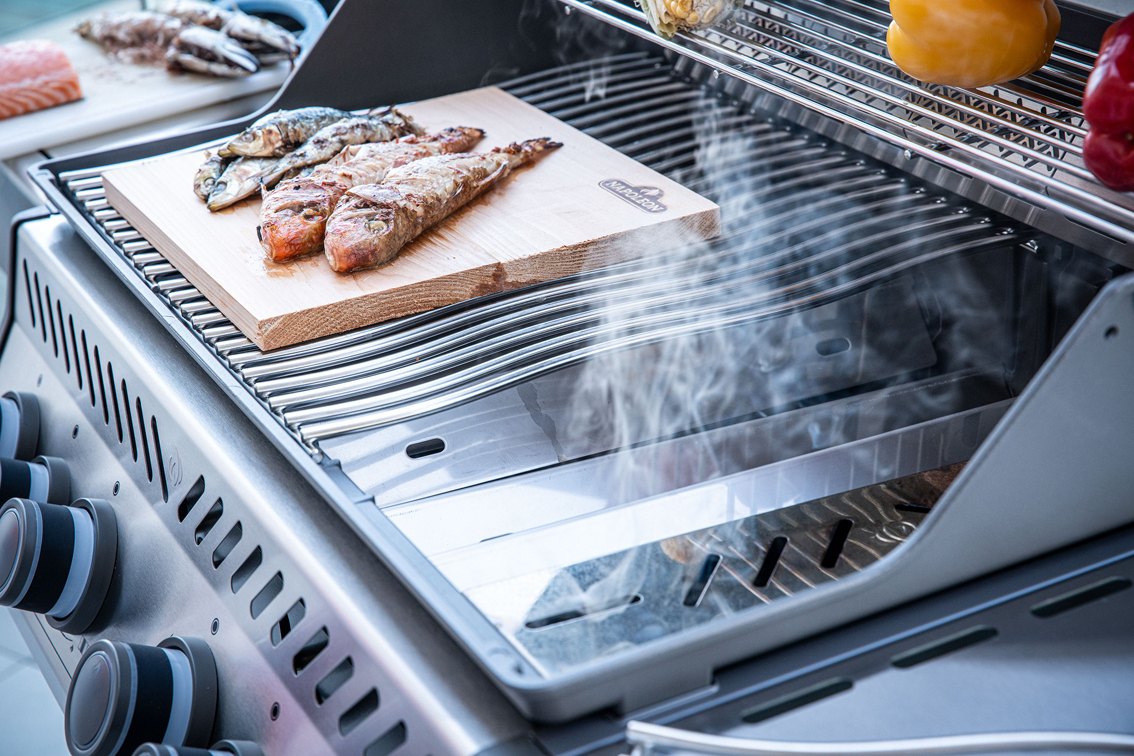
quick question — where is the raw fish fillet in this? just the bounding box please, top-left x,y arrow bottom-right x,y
0,40 -> 83,120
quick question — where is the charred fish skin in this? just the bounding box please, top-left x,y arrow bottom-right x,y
324,137 -> 561,273
207,155 -> 277,211
259,108 -> 425,188
166,24 -> 260,77
221,12 -> 300,63
259,127 -> 485,262
192,151 -> 229,201
158,0 -> 230,29
226,107 -> 352,157
75,11 -> 183,65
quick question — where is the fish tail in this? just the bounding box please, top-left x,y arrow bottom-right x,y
493,137 -> 563,168
438,126 -> 487,152
384,107 -> 425,136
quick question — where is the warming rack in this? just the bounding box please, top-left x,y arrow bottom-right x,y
559,0 -> 1134,248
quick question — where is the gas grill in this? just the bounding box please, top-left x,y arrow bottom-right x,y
5,1 -> 1134,755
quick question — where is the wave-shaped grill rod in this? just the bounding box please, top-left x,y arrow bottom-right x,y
67,52 -> 1028,450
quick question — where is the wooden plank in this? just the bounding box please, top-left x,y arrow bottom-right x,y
104,86 -> 720,351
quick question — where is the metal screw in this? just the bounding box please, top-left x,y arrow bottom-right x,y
211,618 -> 220,635
270,702 -> 280,721
72,425 -> 79,439
1105,326 -> 1119,340
112,481 -> 120,496
36,375 -> 42,387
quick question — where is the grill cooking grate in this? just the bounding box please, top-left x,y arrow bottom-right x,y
58,53 -> 1024,451
560,0 -> 1134,246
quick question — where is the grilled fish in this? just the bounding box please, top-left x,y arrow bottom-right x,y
225,107 -> 352,157
75,11 -> 183,65
166,24 -> 259,77
324,138 -> 561,273
192,151 -> 229,201
160,1 -> 299,62
158,0 -> 228,29
259,127 -> 485,262
221,12 -> 299,63
207,155 -> 277,211
259,109 -> 424,188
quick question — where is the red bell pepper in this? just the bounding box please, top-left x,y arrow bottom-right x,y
1083,13 -> 1134,192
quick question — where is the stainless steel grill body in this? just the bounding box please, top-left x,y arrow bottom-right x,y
16,0 -> 1134,735
8,216 -> 529,756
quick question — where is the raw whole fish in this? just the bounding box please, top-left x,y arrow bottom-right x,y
0,40 -> 82,120
324,138 -> 561,273
259,127 -> 484,261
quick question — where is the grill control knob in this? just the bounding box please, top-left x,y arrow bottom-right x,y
0,498 -> 116,633
0,455 -> 70,504
0,392 -> 40,460
65,637 -> 218,756
131,741 -> 264,756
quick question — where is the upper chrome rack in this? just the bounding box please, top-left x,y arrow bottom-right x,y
561,0 -> 1134,249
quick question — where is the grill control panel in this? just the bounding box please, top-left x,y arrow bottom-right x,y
2,215 -> 527,756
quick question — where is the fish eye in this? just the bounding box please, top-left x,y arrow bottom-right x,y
366,219 -> 388,232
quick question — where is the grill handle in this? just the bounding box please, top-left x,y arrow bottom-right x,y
623,720 -> 1134,756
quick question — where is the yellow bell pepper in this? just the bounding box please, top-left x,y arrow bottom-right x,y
887,0 -> 1061,88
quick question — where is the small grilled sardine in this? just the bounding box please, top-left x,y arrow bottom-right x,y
259,108 -> 424,188
324,138 -> 561,273
259,127 -> 485,262
207,155 -> 277,211
193,151 -> 230,201
225,107 -> 352,157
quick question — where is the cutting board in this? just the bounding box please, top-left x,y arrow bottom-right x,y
103,86 -> 722,350
0,0 -> 289,160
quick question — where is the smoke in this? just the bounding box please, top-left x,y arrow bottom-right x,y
494,69 -> 1033,653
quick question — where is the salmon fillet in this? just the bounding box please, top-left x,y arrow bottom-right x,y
0,40 -> 82,120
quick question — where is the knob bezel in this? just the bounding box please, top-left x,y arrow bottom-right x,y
2,391 -> 40,460
65,637 -> 218,756
48,498 -> 117,634
0,498 -> 116,633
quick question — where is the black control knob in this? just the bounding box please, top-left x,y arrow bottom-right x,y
0,391 -> 40,460
65,637 -> 218,756
0,497 -> 116,633
0,455 -> 69,504
132,741 -> 264,756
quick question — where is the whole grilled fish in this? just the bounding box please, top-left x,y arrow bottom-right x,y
225,107 -> 352,157
75,11 -> 183,65
166,24 -> 259,77
259,108 -> 424,188
324,138 -> 561,273
192,151 -> 229,201
161,1 -> 299,62
207,155 -> 277,211
159,0 -> 228,29
259,127 -> 485,262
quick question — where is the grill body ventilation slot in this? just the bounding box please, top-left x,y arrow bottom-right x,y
21,259 -> 169,499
